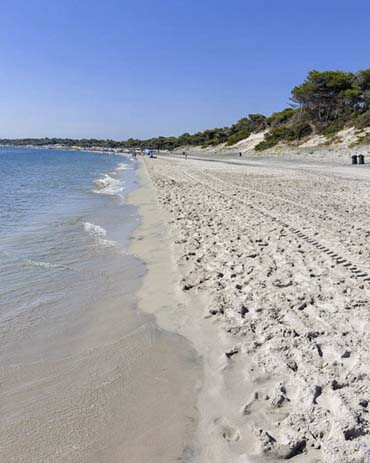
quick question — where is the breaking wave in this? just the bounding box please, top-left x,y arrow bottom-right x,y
83,222 -> 122,250
93,174 -> 124,196
116,163 -> 132,171
83,222 -> 107,238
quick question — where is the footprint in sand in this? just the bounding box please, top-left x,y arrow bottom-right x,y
214,417 -> 241,442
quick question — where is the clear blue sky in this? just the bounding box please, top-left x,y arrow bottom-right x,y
1,0 -> 370,139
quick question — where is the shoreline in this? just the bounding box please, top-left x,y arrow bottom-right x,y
1,150 -> 176,462
127,159 -> 203,461
127,159 -> 250,462
0,148 -> 200,463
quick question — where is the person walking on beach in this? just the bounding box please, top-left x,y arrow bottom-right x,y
239,152 -> 242,157
183,151 -> 188,160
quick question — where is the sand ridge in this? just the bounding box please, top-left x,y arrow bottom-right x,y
144,155 -> 370,463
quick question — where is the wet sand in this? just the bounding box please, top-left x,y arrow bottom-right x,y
126,162 -> 203,462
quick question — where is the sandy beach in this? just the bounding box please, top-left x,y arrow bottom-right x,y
133,153 -> 370,462
3,2 -> 370,461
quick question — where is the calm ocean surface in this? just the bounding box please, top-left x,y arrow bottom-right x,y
0,148 -> 198,462
0,148 -> 139,329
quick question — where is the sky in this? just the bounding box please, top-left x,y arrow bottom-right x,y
0,0 -> 370,139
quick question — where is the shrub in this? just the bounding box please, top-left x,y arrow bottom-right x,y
353,111 -> 370,129
267,108 -> 297,127
255,138 -> 279,151
248,114 -> 267,131
293,122 -> 313,139
255,123 -> 312,151
321,120 -> 346,136
203,138 -> 223,147
226,130 -> 251,146
255,126 -> 295,151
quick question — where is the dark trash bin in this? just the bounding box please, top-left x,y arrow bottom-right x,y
358,154 -> 365,165
352,155 -> 358,165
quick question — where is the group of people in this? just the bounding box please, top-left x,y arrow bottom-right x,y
131,149 -> 243,160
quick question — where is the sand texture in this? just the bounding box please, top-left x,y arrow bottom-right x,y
143,155 -> 370,463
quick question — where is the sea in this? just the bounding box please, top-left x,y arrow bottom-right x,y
0,147 -> 198,462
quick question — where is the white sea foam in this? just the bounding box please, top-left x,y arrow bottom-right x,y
83,222 -> 107,238
93,174 -> 124,196
23,260 -> 73,271
83,222 -> 122,250
116,163 -> 132,171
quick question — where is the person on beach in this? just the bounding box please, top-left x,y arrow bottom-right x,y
183,151 -> 188,160
239,152 -> 242,157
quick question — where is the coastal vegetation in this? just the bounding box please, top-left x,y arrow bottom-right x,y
2,69 -> 370,152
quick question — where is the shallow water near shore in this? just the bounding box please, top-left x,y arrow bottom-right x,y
0,147 -> 200,462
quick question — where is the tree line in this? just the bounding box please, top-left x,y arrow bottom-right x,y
2,69 -> 370,152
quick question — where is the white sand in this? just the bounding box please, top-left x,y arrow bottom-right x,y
139,154 -> 370,462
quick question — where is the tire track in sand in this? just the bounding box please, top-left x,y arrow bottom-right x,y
182,170 -> 370,282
